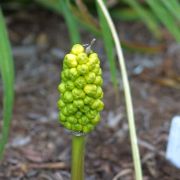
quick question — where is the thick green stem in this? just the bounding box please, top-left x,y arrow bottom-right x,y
71,135 -> 85,180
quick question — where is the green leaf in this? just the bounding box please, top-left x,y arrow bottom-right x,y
160,0 -> 180,21
96,0 -> 117,87
36,0 -> 62,13
0,8 -> 14,158
58,0 -> 80,44
111,8 -> 141,21
122,0 -> 161,38
36,0 -> 80,44
146,0 -> 180,42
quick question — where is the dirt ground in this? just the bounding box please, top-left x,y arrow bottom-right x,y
0,8 -> 180,180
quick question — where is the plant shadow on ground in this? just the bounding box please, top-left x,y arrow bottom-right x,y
0,9 -> 180,180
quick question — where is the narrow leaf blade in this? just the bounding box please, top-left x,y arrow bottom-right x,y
58,0 -> 80,44
96,0 -> 118,87
0,8 -> 14,158
147,0 -> 180,42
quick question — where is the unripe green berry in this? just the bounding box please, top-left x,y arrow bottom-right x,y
66,104 -> 77,114
75,77 -> 86,89
77,53 -> 89,64
94,76 -> 103,86
73,99 -> 84,109
63,69 -> 70,79
66,81 -> 74,91
77,64 -> 89,75
84,84 -> 97,97
86,110 -> 97,119
84,96 -> 94,105
59,112 -> 66,122
67,116 -> 77,124
83,124 -> 93,133
95,86 -> 103,98
74,124 -> 83,131
72,88 -> 85,99
78,116 -> 89,125
64,54 -> 78,68
89,53 -> 98,59
91,114 -> 100,125
91,99 -> 104,110
63,91 -> 73,103
71,44 -> 84,55
65,122 -> 72,130
58,83 -> 66,93
61,72 -> 67,81
68,68 -> 78,81
85,72 -> 96,84
81,105 -> 90,113
57,99 -> 65,108
75,111 -> 82,119
61,107 -> 69,116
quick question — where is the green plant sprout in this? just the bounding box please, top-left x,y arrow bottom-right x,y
58,40 -> 104,180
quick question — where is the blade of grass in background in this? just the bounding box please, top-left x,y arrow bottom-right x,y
146,0 -> 180,42
122,0 -> 161,39
58,0 -> 80,44
36,0 -> 80,44
0,8 -> 14,159
96,1 -> 143,179
71,1 -> 101,36
111,8 -> 140,21
35,1 -> 164,54
96,0 -> 118,88
160,0 -> 180,21
36,0 -> 62,14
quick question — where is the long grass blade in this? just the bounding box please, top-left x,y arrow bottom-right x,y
36,0 -> 62,13
160,0 -> 180,21
146,0 -> 180,42
37,0 -> 81,44
0,8 -> 14,158
96,0 -> 117,88
122,0 -> 161,38
58,0 -> 80,44
70,2 -> 101,36
96,1 -> 143,179
111,8 -> 140,21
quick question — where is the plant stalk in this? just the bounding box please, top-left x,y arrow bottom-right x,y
96,0 -> 143,180
71,135 -> 85,180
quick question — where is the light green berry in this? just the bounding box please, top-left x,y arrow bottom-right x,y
77,64 -> 89,75
57,99 -> 65,108
72,88 -> 85,99
58,83 -> 66,93
77,53 -> 89,64
63,91 -> 73,103
94,76 -> 103,86
75,77 -> 86,89
85,72 -> 96,84
64,54 -> 78,68
59,112 -> 66,122
84,84 -> 97,97
91,114 -> 100,125
73,99 -> 84,109
71,44 -> 84,55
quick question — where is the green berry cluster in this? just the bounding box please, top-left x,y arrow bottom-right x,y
58,44 -> 104,133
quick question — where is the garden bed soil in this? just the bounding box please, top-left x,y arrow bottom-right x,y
0,9 -> 180,180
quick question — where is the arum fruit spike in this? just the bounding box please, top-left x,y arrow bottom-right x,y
58,42 -> 104,134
